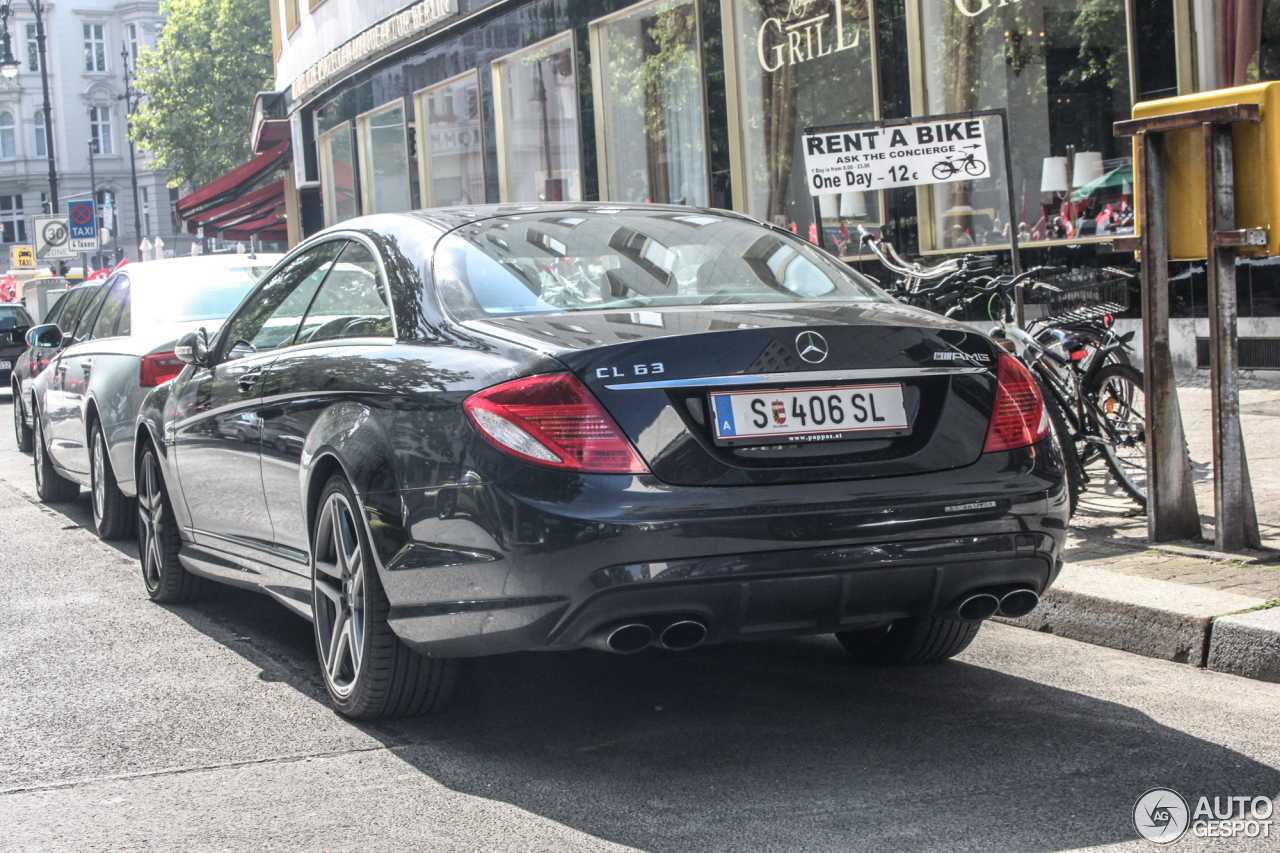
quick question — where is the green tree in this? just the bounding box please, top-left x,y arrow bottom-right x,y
131,0 -> 274,188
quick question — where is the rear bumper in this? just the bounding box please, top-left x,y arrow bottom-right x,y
370,444 -> 1068,657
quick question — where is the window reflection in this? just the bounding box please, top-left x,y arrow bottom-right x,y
492,33 -> 583,203
432,212 -> 887,321
591,0 -> 709,206
416,71 -> 486,207
319,125 -> 358,225
918,0 -> 1134,250
725,0 -> 880,253
358,103 -> 411,214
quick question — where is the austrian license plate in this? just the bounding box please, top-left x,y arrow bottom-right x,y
0,361 -> 10,370
710,383 -> 910,446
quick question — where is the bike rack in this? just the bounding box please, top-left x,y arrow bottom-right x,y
1113,103 -> 1261,550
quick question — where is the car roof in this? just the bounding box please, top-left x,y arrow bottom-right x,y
321,203 -> 758,237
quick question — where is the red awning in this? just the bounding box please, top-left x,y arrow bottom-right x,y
220,214 -> 287,242
175,140 -> 290,229
182,180 -> 284,231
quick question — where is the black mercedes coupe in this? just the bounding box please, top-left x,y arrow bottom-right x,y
134,205 -> 1068,719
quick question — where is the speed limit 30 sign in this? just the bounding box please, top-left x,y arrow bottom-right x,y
33,215 -> 75,260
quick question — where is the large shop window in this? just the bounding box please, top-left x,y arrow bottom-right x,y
319,123 -> 359,226
915,0 -> 1134,251
590,0 -> 710,207
491,33 -> 583,203
722,0 -> 879,255
357,102 -> 412,215
415,71 -> 486,208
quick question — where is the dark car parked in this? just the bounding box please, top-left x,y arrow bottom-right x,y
0,303 -> 34,389
134,205 -> 1069,720
11,283 -> 103,452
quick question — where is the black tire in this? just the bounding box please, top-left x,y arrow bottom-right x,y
1084,362 -> 1147,506
1038,378 -> 1084,516
311,474 -> 457,719
12,385 -> 32,452
33,411 -> 78,502
836,616 -> 981,666
90,420 -> 135,540
137,443 -> 205,603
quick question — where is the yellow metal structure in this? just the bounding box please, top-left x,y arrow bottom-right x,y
1132,83 -> 1280,260
10,245 -> 34,268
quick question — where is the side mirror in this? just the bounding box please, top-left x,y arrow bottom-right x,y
25,324 -> 63,349
174,328 -> 211,366
9,324 -> 29,344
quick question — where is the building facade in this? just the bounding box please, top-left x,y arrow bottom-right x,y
0,0 -> 190,267
261,0 -> 1280,368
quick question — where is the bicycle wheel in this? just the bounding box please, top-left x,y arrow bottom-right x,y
1035,375 -> 1083,516
964,157 -> 987,177
1085,363 -> 1147,506
932,161 -> 955,180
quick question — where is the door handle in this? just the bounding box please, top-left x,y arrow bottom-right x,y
237,370 -> 262,392
81,364 -> 92,375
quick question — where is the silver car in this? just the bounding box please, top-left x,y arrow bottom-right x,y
29,255 -> 281,538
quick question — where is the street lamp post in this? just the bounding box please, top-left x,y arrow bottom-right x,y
119,42 -> 142,260
87,138 -> 97,268
0,0 -> 58,214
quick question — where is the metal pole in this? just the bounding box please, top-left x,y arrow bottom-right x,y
121,42 -> 142,260
1203,122 -> 1261,550
1137,130 -> 1201,541
995,109 -> 1024,325
32,1 -> 56,213
88,140 -> 97,267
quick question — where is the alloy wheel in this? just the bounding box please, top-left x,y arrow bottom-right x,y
137,451 -> 165,593
313,491 -> 366,698
33,418 -> 45,490
12,394 -> 21,443
91,429 -> 106,525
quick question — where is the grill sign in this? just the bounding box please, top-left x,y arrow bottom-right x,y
802,118 -> 989,196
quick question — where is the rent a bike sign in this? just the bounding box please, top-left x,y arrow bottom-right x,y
801,117 -> 990,194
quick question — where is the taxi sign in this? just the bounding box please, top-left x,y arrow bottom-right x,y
10,244 -> 34,268
68,200 -> 99,251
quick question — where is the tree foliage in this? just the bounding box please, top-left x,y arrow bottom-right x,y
131,0 -> 274,188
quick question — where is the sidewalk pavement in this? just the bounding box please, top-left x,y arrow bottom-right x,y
1005,386 -> 1280,682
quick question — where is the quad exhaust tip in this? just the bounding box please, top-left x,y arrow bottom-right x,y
585,619 -> 710,653
658,620 -> 708,651
998,589 -> 1040,618
588,623 -> 653,654
955,593 -> 1001,622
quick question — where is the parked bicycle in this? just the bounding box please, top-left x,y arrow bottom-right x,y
860,232 -> 1145,515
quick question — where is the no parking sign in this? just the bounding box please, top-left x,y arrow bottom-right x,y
68,200 -> 99,252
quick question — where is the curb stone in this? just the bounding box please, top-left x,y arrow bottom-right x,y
1206,606 -> 1280,683
994,565 -> 1266,665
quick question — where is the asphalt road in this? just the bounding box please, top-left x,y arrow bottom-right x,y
1,390 -> 1278,852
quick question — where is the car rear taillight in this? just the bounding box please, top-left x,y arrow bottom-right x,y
139,351 -> 185,387
464,372 -> 649,474
982,353 -> 1050,453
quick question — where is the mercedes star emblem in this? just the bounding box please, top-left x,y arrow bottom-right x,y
795,331 -> 829,364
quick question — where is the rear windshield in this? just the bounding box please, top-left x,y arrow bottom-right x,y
0,304 -> 33,326
433,210 -> 889,321
132,264 -> 275,327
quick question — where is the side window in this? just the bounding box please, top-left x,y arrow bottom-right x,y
72,281 -> 112,342
43,292 -> 69,327
53,287 -> 89,330
296,242 -> 392,343
220,241 -> 343,359
114,281 -> 131,337
91,277 -> 129,339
